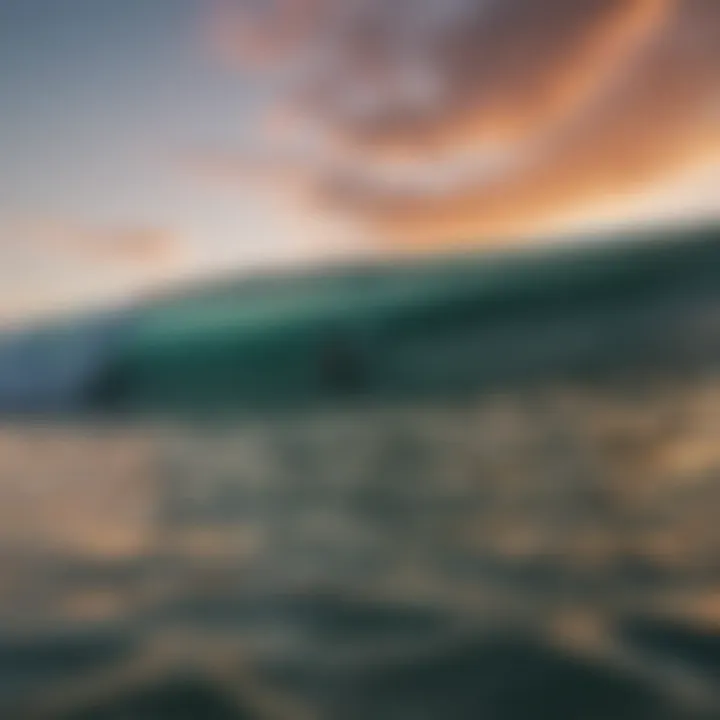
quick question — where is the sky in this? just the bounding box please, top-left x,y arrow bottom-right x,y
0,0 -> 358,323
1,0 -> 719,323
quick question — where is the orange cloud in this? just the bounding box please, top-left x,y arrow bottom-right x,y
206,0 -> 720,249
349,1 -> 720,244
304,0 -> 673,156
40,222 -> 184,268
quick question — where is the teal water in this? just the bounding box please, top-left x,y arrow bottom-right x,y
1,380 -> 720,718
0,225 -> 719,717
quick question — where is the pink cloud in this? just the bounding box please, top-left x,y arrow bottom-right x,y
204,0 -> 720,248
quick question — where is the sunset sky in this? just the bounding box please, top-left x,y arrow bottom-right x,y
1,0 -> 719,323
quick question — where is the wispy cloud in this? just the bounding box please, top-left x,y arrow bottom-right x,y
0,218 -> 188,323
24,220 -> 186,269
205,0 -> 720,247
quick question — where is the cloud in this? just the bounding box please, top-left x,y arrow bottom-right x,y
206,0 -> 720,247
0,219 -> 189,324
33,221 -> 185,268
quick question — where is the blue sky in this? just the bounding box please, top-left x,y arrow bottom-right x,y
0,0 -> 345,322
